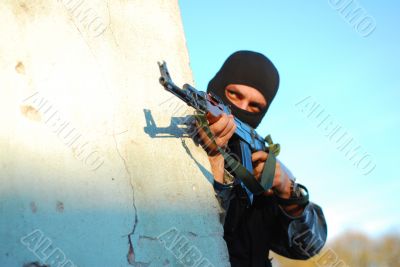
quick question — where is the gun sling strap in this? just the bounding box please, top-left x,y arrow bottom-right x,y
195,114 -> 278,196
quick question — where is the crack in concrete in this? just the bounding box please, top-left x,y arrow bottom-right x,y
112,131 -> 138,266
106,0 -> 121,49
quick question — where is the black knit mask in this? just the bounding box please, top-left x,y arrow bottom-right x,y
207,51 -> 280,128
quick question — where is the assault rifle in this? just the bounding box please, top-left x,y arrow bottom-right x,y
158,61 -> 280,196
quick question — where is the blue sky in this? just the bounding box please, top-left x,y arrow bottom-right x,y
179,0 -> 399,240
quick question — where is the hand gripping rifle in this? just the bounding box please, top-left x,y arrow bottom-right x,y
158,61 -> 280,196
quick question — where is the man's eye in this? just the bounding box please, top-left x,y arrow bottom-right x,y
228,91 -> 241,99
249,103 -> 262,112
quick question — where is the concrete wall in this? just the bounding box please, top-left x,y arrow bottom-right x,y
0,0 -> 230,266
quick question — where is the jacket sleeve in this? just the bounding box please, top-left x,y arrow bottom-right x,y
213,168 -> 328,260
269,201 -> 328,260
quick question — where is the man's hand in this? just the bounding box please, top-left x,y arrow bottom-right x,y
252,151 -> 305,216
196,112 -> 236,183
251,151 -> 291,198
197,112 -> 236,155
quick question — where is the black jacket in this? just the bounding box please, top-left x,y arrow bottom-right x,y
215,182 -> 327,267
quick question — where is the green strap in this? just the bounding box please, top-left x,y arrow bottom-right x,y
265,134 -> 280,157
259,152 -> 276,191
259,134 -> 280,191
194,114 -> 279,195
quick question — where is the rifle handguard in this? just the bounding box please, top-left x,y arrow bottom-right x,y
193,113 -> 278,195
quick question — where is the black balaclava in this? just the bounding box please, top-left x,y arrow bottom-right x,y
207,50 -> 280,128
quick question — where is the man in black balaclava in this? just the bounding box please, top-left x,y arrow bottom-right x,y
197,51 -> 327,267
207,50 -> 279,128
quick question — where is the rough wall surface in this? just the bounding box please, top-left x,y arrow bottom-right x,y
0,0 -> 230,266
